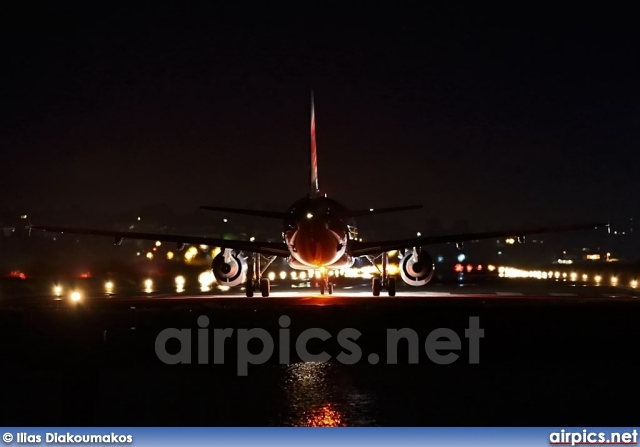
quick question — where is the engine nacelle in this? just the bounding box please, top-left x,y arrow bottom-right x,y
211,250 -> 247,287
399,248 -> 435,286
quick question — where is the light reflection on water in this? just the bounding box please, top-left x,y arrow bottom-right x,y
276,361 -> 377,426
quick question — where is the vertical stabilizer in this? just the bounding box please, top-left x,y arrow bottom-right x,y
309,90 -> 319,198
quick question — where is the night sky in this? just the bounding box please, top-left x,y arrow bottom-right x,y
2,4 -> 638,233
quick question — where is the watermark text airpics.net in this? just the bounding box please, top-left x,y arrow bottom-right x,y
155,315 -> 484,375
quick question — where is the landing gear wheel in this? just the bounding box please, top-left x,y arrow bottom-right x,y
260,278 -> 270,297
320,282 -> 325,295
372,277 -> 381,296
328,282 -> 333,295
245,279 -> 254,297
387,277 -> 396,296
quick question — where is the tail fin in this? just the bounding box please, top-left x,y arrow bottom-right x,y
309,90 -> 320,198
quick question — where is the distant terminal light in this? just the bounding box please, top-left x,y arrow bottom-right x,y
586,254 -> 601,260
155,241 -> 162,247
487,264 -> 496,272
457,254 -> 466,262
166,251 -> 174,260
437,256 -> 444,263
505,238 -> 515,245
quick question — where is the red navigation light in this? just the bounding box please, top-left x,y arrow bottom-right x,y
80,272 -> 91,278
477,264 -> 483,271
466,264 -> 474,272
454,263 -> 464,272
9,270 -> 26,279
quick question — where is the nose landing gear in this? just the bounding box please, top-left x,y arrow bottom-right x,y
318,271 -> 334,295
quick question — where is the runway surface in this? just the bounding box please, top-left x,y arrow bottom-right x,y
1,279 -> 639,426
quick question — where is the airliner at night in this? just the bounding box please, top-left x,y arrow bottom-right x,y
32,94 -> 605,297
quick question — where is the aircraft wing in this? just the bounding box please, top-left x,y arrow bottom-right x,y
31,225 -> 290,257
350,222 -> 607,257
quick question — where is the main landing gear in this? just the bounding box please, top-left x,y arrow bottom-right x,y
245,252 -> 277,297
366,251 -> 396,297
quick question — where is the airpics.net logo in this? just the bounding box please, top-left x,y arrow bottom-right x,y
154,315 -> 484,375
549,429 -> 639,446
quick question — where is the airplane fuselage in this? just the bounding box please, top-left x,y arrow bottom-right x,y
282,196 -> 354,269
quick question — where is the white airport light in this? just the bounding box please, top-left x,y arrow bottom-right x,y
570,272 -> 577,281
175,275 -> 185,287
279,271 -> 287,280
416,231 -> 421,237
155,241 -> 161,247
306,213 -> 313,219
53,285 -> 62,296
144,278 -> 153,289
457,254 -> 466,262
631,280 -> 638,288
594,275 -> 602,283
223,218 -> 228,223
611,276 -> 618,285
198,271 -> 215,287
105,281 -> 114,291
290,271 -> 298,280
250,236 -> 256,242
70,291 -> 81,302
268,272 -> 276,281
582,274 -> 588,281
299,271 -> 307,280
146,252 -> 153,260
562,272 -> 567,279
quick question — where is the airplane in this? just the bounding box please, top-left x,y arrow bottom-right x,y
31,93 -> 606,297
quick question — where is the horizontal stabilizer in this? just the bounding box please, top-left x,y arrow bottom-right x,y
199,205 -> 287,219
348,205 -> 423,217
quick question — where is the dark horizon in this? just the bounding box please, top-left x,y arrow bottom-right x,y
2,4 -> 637,231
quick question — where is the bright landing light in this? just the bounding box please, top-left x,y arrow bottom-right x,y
70,291 -> 81,302
53,285 -> 62,296
105,281 -> 114,291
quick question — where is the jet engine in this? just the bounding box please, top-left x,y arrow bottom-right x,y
211,250 -> 247,287
399,248 -> 434,286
